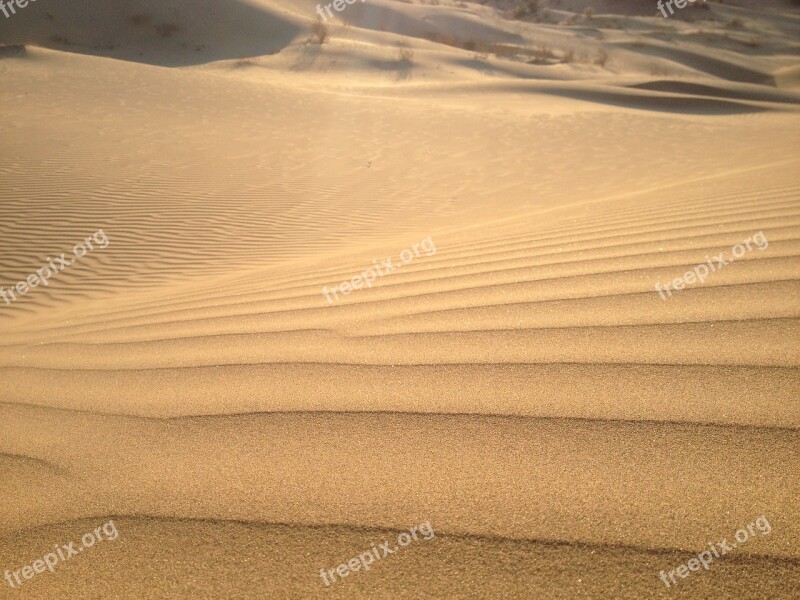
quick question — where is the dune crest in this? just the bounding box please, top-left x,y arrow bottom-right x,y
1,0 -> 799,597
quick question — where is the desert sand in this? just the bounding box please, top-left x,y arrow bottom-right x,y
1,0 -> 799,597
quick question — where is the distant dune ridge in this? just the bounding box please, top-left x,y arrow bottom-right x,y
0,0 -> 302,65
1,0 -> 799,598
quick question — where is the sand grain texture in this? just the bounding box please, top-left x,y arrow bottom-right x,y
1,0 -> 799,597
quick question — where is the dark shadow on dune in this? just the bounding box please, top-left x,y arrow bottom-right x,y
530,87 -> 772,115
449,56 -> 566,81
0,44 -> 27,58
629,80 -> 800,106
621,43 -> 775,86
359,57 -> 413,80
0,0 -> 301,67
396,59 -> 412,82
0,452 -> 67,474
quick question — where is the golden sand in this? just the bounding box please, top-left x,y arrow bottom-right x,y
1,0 -> 799,597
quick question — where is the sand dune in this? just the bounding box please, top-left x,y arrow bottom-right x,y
0,0 -> 302,65
1,0 -> 799,597
1,517 -> 795,599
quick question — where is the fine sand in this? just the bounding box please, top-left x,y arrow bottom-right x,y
1,0 -> 799,598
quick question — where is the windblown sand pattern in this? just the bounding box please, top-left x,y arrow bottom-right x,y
1,0 -> 799,597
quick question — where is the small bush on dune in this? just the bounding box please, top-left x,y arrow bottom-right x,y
512,0 -> 540,20
312,16 -> 329,44
396,42 -> 414,63
594,47 -> 608,67
528,44 -> 555,64
493,43 -> 519,58
512,5 -> 527,19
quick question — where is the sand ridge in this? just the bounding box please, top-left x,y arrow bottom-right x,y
1,0 -> 799,597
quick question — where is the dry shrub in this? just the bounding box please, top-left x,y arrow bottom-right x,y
396,42 -> 414,63
312,16 -> 329,44
492,43 -> 519,58
512,0 -> 540,20
594,47 -> 608,67
528,44 -> 555,64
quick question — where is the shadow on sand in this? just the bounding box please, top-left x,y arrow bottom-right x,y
0,0 -> 302,67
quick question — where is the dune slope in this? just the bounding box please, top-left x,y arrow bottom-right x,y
1,0 -> 799,598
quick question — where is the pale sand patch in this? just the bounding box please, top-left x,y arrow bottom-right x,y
1,0 -> 799,597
